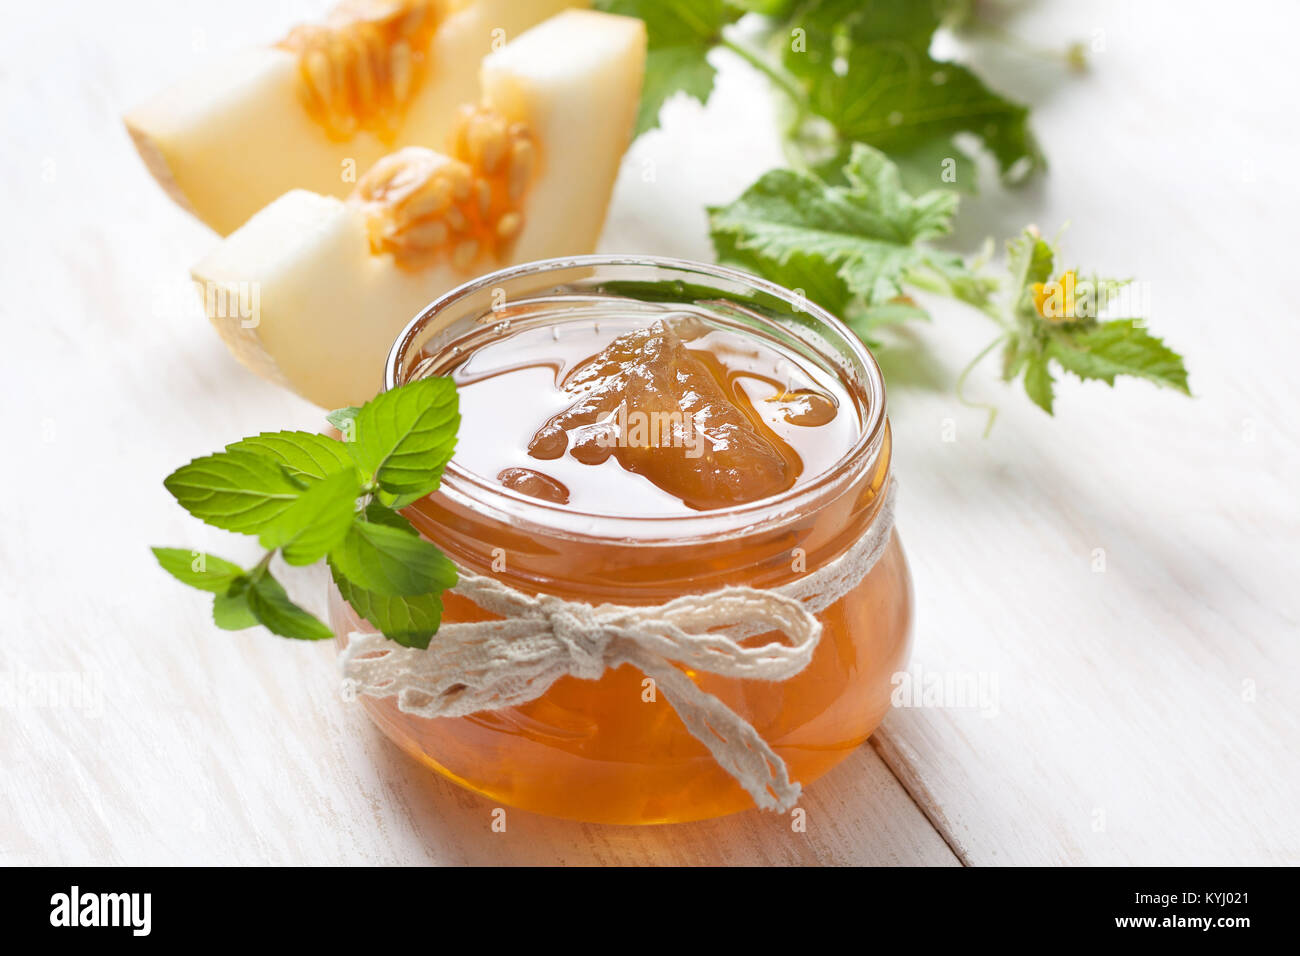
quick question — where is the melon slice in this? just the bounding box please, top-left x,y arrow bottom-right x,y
125,0 -> 584,236
191,9 -> 646,411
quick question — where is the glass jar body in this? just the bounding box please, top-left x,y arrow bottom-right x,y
329,519 -> 911,824
332,255 -> 913,823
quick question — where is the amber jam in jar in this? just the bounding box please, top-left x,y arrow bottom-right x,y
329,256 -> 912,824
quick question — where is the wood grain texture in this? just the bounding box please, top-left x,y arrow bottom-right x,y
2,0 -> 1295,865
865,2 -> 1300,864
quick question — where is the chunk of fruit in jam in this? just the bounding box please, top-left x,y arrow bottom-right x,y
526,319 -> 799,510
766,388 -> 838,427
497,467 -> 570,505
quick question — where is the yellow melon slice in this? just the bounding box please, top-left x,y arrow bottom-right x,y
191,9 -> 646,411
125,0 -> 585,236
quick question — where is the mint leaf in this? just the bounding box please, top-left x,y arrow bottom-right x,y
213,582 -> 258,631
325,406 -> 360,444
330,506 -> 453,647
709,144 -> 963,309
227,431 -> 357,484
152,548 -> 244,593
1047,320 -> 1190,394
258,469 -> 362,566
360,500 -> 419,533
347,377 -> 459,497
244,571 -> 333,641
377,491 -> 427,510
783,0 -> 1043,180
204,568 -> 331,639
326,406 -> 360,429
329,514 -> 457,597
330,560 -> 442,649
596,0 -> 743,136
164,450 -> 304,534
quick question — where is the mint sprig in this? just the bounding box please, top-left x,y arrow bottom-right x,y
154,378 -> 460,648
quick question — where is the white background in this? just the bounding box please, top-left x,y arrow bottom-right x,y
1,0 -> 1296,864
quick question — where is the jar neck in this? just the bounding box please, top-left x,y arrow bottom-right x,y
388,254 -> 893,603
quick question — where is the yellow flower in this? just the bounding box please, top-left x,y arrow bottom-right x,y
1032,270 -> 1078,322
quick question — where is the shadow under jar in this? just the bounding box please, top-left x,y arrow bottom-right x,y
329,255 -> 913,824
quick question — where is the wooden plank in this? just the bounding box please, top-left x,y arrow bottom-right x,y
864,0 -> 1300,864
1,611 -> 956,864
0,0 -> 952,865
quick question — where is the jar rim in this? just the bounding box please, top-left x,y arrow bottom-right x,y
384,254 -> 889,544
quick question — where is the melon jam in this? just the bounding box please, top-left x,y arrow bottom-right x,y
329,256 -> 913,824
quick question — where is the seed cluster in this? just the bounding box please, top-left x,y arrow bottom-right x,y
279,0 -> 445,141
349,105 -> 536,272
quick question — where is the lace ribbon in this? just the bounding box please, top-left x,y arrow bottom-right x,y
342,479 -> 898,812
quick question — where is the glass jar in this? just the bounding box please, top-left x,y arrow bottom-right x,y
329,255 -> 913,824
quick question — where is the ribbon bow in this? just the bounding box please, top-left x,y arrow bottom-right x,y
341,479 -> 898,813
342,583 -> 823,811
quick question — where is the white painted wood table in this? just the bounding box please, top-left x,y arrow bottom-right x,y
3,0 -> 1296,865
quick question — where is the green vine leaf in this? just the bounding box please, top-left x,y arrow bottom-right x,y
709,143 -> 980,320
